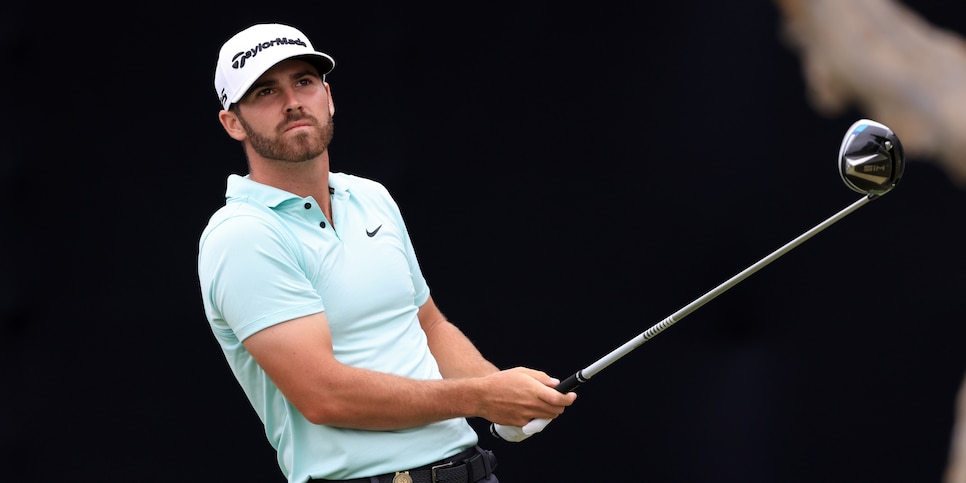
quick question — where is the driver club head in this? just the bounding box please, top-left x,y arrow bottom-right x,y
839,119 -> 905,196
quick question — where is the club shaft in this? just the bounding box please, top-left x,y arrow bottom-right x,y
562,194 -> 874,390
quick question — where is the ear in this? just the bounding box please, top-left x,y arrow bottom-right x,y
218,109 -> 247,141
324,82 -> 335,117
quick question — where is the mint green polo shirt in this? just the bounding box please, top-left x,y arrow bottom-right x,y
198,173 -> 478,482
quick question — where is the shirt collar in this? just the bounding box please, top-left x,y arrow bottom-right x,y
225,173 -> 351,208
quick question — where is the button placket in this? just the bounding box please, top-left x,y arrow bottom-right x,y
301,201 -> 326,229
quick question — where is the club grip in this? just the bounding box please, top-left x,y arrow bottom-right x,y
554,373 -> 582,393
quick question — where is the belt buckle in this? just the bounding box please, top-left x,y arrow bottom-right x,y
430,461 -> 455,482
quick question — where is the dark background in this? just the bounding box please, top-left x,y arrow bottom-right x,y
3,2 -> 966,482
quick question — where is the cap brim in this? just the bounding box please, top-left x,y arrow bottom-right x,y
228,51 -> 335,107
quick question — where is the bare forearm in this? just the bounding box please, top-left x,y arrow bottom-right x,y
426,320 -> 499,378
300,362 -> 573,431
247,303 -> 573,431
298,363 -> 488,430
301,321 -> 499,429
417,296 -> 499,378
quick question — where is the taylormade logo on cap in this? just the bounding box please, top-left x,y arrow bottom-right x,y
231,36 -> 309,70
215,23 -> 335,110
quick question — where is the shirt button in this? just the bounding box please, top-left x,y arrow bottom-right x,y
320,221 -> 327,229
304,202 -> 312,209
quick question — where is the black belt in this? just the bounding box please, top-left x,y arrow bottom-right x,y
311,445 -> 497,483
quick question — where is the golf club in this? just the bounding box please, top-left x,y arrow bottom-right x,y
491,119 -> 905,442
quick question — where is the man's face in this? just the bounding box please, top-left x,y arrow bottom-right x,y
234,59 -> 335,163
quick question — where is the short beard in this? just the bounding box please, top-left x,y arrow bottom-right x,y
237,110 -> 335,163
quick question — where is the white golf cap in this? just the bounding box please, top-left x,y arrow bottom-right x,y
214,23 -> 335,110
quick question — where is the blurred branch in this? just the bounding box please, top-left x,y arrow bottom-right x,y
948,373 -> 966,483
776,0 -> 966,186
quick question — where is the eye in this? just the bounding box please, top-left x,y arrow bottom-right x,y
255,87 -> 276,97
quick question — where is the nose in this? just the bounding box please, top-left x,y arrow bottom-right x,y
283,89 -> 302,113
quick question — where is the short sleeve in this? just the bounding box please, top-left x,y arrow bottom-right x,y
199,212 -> 327,341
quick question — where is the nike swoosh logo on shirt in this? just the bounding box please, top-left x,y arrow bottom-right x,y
366,225 -> 383,237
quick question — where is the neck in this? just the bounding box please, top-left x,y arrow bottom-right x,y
249,151 -> 333,217
250,149 -> 328,190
